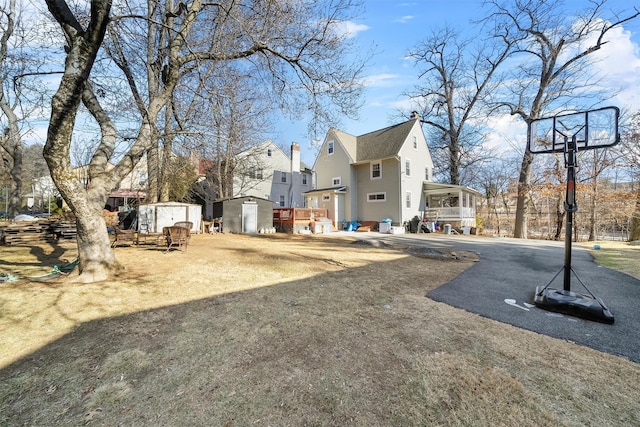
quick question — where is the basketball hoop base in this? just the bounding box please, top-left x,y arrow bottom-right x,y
534,287 -> 614,324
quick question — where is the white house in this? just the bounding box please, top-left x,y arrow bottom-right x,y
233,140 -> 313,208
306,116 -> 480,229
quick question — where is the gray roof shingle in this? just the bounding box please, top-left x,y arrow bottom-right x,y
355,119 -> 416,162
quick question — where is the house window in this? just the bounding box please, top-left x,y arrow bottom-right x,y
257,169 -> 263,180
267,148 -> 272,157
328,141 -> 334,155
302,174 -> 308,185
332,177 -> 341,186
413,136 -> 417,150
425,167 -> 430,181
281,172 -> 287,183
279,195 -> 285,207
248,167 -> 256,179
406,192 -> 411,208
367,192 -> 386,202
405,159 -> 411,176
371,162 -> 381,179
322,194 -> 331,201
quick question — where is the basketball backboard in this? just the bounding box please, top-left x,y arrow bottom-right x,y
528,106 -> 620,154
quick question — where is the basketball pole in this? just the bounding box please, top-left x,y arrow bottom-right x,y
563,135 -> 577,291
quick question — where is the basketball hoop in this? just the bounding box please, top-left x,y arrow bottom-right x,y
527,106 -> 619,324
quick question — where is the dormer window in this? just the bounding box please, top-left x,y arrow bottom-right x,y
328,141 -> 334,155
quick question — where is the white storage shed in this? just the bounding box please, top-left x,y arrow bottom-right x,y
137,202 -> 202,233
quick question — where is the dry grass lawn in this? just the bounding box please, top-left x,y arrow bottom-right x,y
1,233 -> 639,426
581,240 -> 640,280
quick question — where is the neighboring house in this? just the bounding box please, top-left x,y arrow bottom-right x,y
25,155 -> 149,214
306,115 -> 480,229
25,175 -> 60,213
233,140 -> 313,209
104,154 -> 148,211
73,154 -> 149,211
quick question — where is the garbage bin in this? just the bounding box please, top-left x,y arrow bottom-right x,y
410,216 -> 420,233
444,223 -> 451,235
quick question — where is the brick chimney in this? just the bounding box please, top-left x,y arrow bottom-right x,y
411,111 -> 420,120
291,142 -> 300,173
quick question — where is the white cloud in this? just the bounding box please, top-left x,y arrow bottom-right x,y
591,25 -> 640,111
483,114 -> 528,152
395,15 -> 414,24
566,19 -> 640,112
332,20 -> 370,39
361,73 -> 401,87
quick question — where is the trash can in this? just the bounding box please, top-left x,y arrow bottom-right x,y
444,223 -> 451,234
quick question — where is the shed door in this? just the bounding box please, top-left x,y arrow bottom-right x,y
242,203 -> 258,233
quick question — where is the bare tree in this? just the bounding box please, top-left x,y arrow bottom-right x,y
485,0 -> 640,238
43,0 -> 366,282
622,112 -> 640,241
0,0 -> 52,217
406,25 -> 514,185
476,156 -> 518,234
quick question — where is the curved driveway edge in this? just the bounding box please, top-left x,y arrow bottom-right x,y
331,231 -> 640,363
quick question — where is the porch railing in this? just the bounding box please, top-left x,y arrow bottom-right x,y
425,207 -> 476,220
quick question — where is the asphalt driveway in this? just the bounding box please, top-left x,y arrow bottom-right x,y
334,231 -> 640,363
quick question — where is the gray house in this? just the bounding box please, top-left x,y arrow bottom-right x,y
233,141 -> 313,208
306,116 -> 480,229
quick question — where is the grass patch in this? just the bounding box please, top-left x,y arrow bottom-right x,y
1,233 -> 639,426
582,241 -> 640,280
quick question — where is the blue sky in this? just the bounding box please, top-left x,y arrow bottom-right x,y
282,0 -> 640,166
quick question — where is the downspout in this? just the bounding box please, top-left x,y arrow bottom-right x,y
398,156 -> 403,226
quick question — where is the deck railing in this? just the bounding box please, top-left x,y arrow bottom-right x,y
425,207 -> 476,220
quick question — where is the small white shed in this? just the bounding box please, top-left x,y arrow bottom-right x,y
137,202 -> 202,233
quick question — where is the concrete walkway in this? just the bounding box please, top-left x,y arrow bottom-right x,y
329,231 -> 640,363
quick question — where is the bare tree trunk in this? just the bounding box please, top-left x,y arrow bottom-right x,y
630,190 -> 640,241
147,144 -> 160,203
588,181 -> 598,241
160,109 -> 173,202
513,150 -> 533,238
2,120 -> 22,218
44,0 -> 117,282
554,194 -> 564,241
